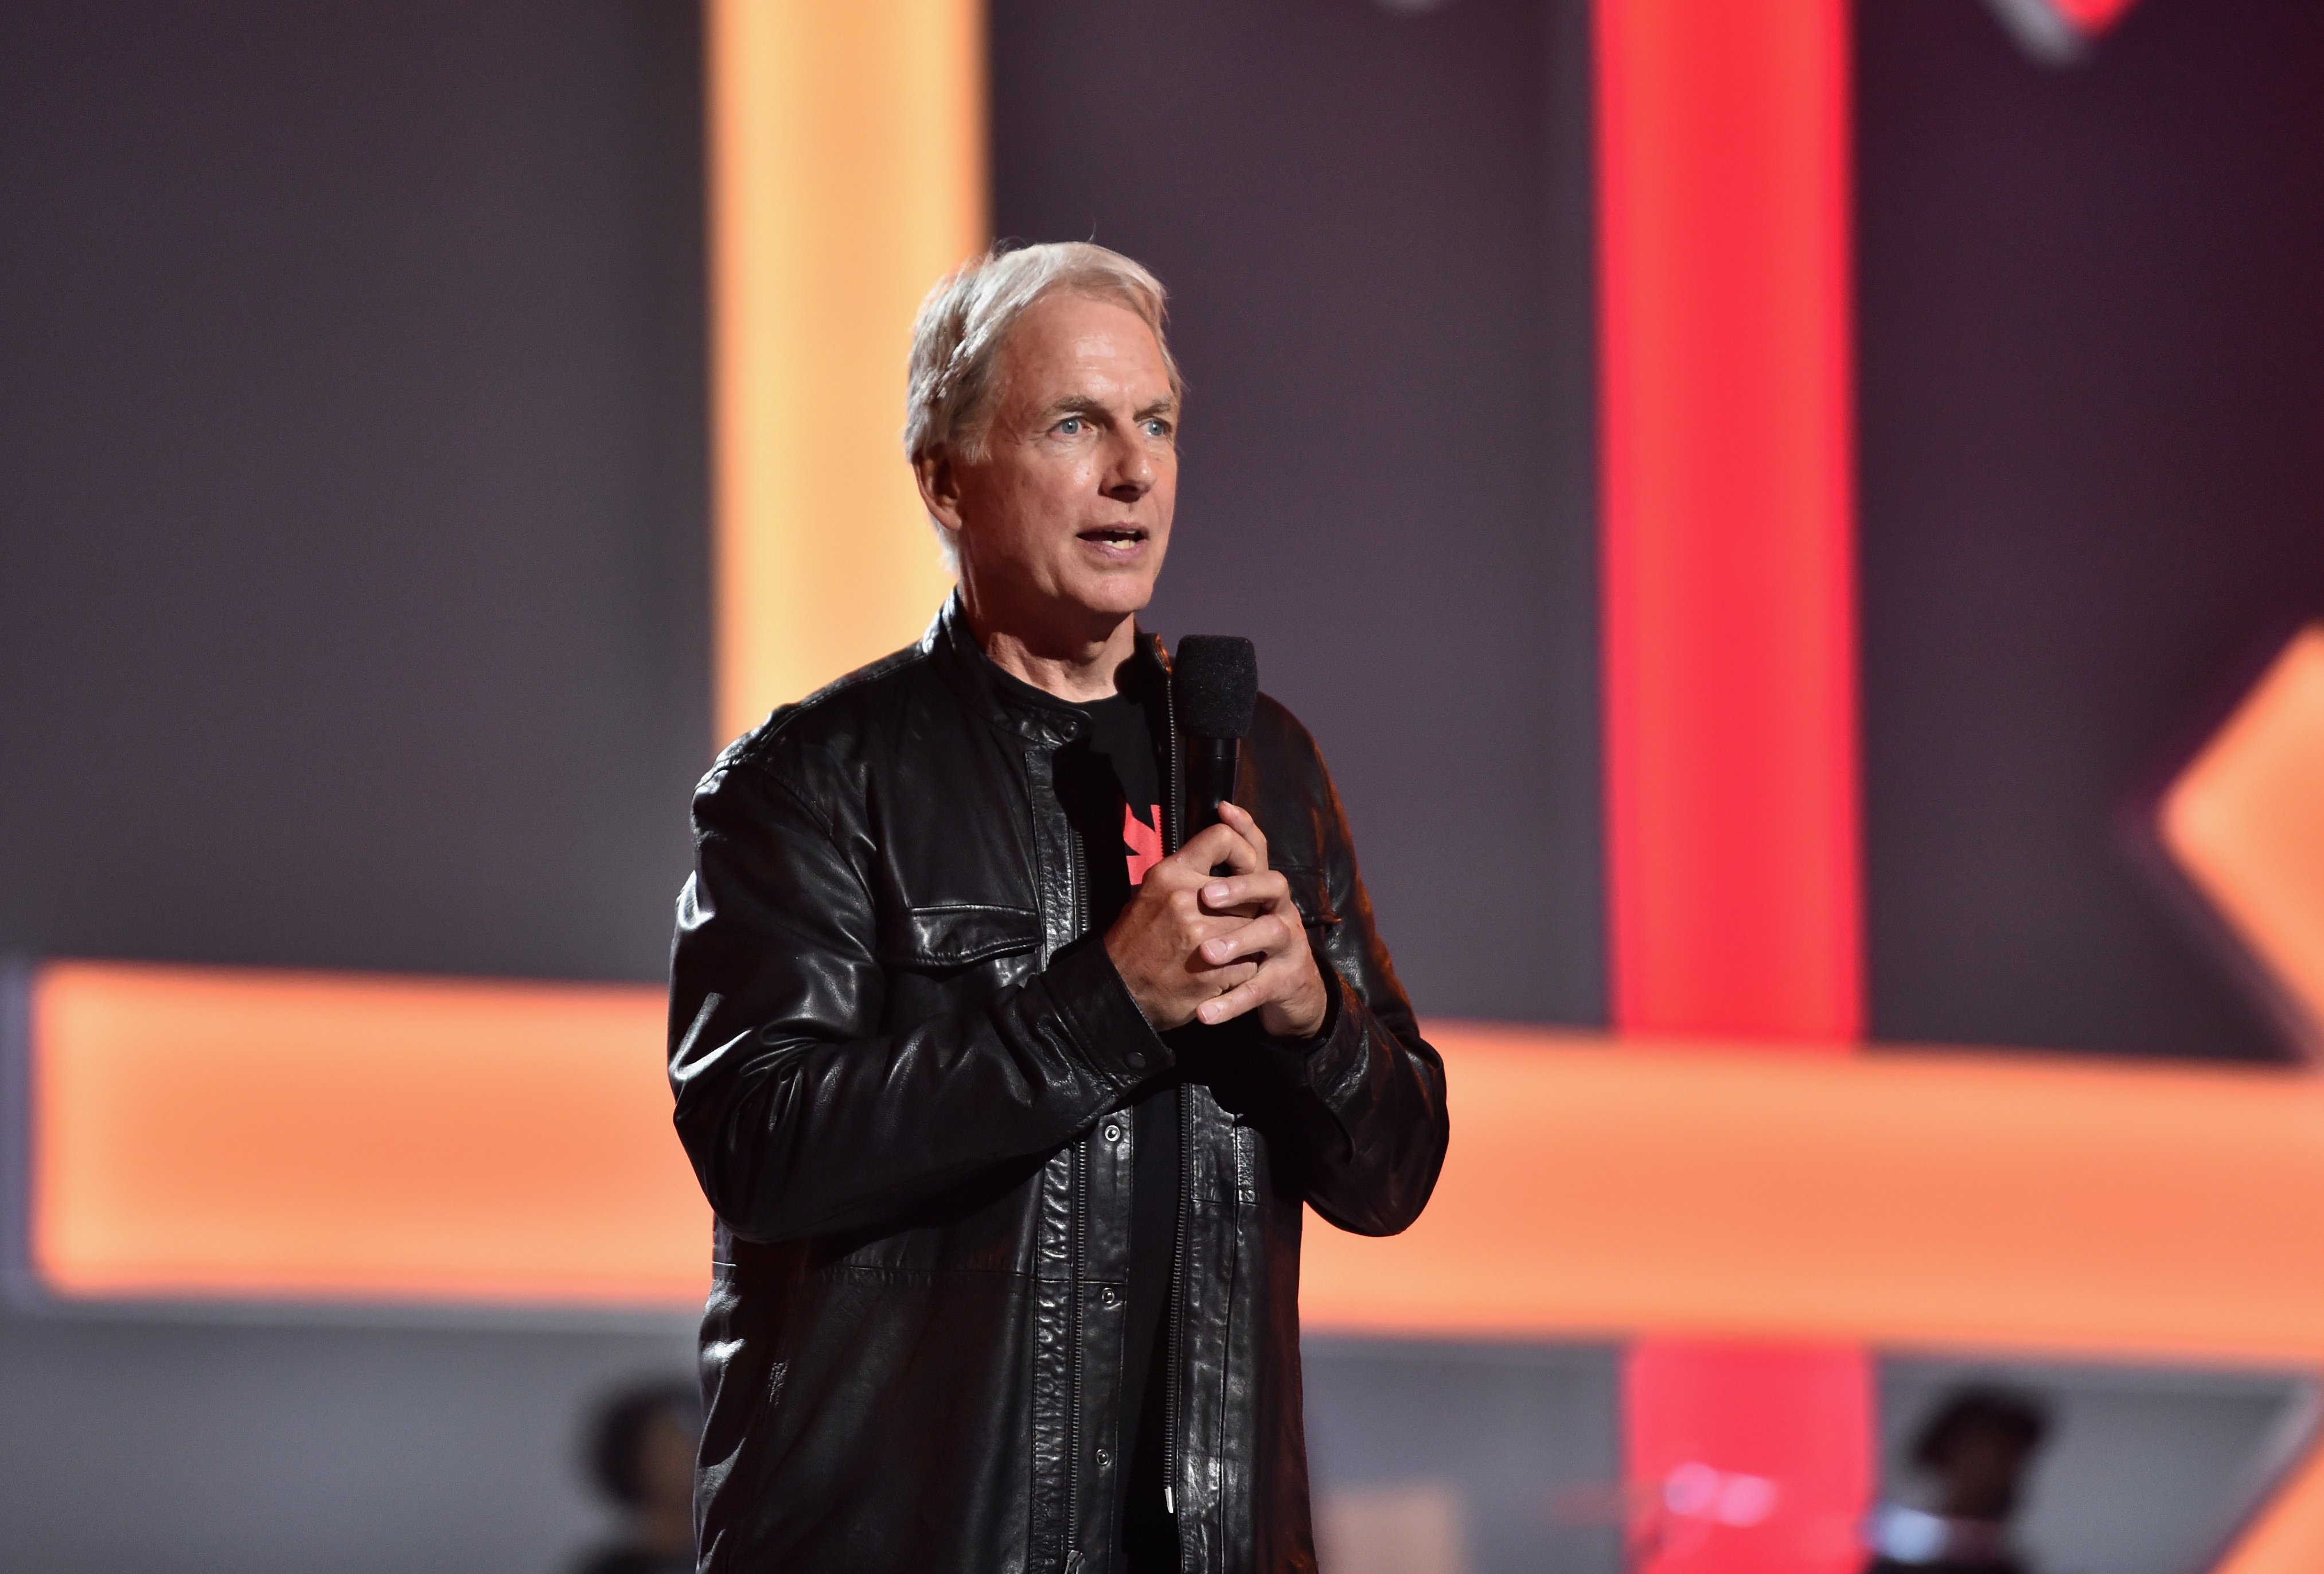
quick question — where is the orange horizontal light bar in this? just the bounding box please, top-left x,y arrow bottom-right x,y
1302,1022 -> 2324,1365
35,968 -> 2324,1353
27,961 -> 703,1307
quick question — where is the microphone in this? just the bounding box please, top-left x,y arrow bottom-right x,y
1173,634 -> 1258,848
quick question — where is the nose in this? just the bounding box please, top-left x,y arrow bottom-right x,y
1102,431 -> 1152,503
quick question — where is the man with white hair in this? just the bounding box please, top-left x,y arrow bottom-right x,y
668,242 -> 1448,1573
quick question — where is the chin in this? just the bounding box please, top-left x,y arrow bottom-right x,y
1064,571 -> 1159,622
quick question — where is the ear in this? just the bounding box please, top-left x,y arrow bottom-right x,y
914,447 -> 969,539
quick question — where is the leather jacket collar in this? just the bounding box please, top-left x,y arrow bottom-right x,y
926,590 -> 1174,746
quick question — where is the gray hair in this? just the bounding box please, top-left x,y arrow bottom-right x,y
904,241 -> 1182,467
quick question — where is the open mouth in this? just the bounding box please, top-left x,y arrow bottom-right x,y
1078,527 -> 1148,548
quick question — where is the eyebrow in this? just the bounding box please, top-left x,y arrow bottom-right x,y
1039,394 -> 1177,425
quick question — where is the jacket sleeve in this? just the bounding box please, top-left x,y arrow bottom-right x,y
1262,737 -> 1450,1237
666,747 -> 1167,1245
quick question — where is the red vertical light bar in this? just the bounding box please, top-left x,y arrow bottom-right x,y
1596,2 -> 1871,1572
1600,0 -> 1859,1043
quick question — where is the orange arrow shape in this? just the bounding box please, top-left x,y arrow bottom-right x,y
2161,624 -> 2324,1054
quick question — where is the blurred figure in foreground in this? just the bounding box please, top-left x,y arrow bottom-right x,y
1866,1387 -> 2050,1574
574,1378 -> 700,1574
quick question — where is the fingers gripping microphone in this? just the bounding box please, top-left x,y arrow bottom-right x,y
1173,634 -> 1258,846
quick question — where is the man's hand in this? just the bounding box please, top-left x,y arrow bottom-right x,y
1102,801 -> 1330,1039
1105,818 -> 1263,1030
1186,802 -> 1330,1039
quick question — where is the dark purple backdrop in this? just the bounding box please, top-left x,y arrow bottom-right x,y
990,0 -> 1605,1026
1859,0 -> 2324,1060
5,1 -> 2324,1567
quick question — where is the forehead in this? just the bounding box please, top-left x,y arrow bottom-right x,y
993,290 -> 1172,403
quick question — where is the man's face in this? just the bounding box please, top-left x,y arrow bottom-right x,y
922,290 -> 1179,640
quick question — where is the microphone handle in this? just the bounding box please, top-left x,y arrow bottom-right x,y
1183,737 -> 1242,848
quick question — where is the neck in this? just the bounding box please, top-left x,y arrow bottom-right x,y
964,597 -> 1142,704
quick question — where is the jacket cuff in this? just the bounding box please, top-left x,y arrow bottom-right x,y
1257,969 -> 1356,1089
1046,936 -> 1175,1090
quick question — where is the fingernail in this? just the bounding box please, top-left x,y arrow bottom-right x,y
1203,883 -> 1228,903
1197,1002 -> 1217,1023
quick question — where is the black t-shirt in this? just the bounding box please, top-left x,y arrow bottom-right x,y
1050,685 -> 1183,1567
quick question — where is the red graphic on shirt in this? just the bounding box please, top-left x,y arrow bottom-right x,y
1124,804 -> 1164,886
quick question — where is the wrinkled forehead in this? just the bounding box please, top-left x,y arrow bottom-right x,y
991,288 -> 1177,407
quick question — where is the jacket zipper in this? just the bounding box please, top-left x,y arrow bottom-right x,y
1065,821 -> 1087,1564
1163,1082 -> 1188,1522
1163,657 -> 1184,855
1067,1134 -> 1087,1564
1160,669 -> 1187,1526
1071,821 -> 1089,940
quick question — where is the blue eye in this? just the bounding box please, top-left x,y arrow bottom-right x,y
1056,416 -> 1083,435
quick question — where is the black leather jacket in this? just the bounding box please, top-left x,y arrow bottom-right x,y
667,598 -> 1449,1573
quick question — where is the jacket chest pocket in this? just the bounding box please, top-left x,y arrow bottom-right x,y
875,903 -> 1045,1033
878,902 -> 1044,981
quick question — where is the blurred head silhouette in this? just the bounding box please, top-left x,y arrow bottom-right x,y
575,1378 -> 700,1574
1866,1386 -> 2051,1574
1914,1388 -> 2049,1522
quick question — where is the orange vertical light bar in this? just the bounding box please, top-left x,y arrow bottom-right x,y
1596,2 -> 1868,1571
707,0 -> 986,744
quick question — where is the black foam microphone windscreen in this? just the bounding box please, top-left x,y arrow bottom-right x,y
1175,636 -> 1258,740
1174,635 -> 1258,846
